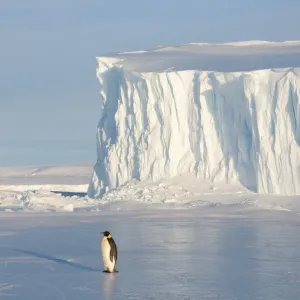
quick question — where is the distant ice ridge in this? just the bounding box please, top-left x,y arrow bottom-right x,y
89,41 -> 300,198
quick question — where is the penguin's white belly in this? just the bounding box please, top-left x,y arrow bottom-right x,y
101,238 -> 115,272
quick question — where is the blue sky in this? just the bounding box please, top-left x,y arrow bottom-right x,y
1,0 -> 300,166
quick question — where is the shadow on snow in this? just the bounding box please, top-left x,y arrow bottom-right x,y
12,248 -> 101,272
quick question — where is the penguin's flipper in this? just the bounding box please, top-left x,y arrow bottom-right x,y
108,237 -> 118,263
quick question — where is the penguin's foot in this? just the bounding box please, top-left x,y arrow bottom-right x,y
103,269 -> 119,273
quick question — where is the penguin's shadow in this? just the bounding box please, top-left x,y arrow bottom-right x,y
12,249 -> 102,272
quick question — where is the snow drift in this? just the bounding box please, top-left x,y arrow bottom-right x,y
89,41 -> 300,198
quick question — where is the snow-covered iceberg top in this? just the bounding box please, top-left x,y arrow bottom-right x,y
97,40 -> 300,73
89,41 -> 300,198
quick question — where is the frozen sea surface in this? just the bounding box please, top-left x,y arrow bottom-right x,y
0,209 -> 299,300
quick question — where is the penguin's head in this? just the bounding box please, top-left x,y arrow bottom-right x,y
101,231 -> 111,238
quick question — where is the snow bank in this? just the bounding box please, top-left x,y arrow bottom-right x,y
89,41 -> 300,197
0,165 -> 300,213
0,165 -> 97,212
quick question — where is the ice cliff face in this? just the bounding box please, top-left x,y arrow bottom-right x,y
88,42 -> 300,197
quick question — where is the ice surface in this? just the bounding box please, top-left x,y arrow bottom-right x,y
0,210 -> 299,300
89,41 -> 300,198
1,166 -> 299,299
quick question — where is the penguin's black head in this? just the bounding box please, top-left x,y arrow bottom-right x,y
101,231 -> 111,237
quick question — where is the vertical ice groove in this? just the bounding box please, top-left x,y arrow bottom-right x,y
287,78 -> 300,146
89,60 -> 300,198
152,73 -> 169,176
189,71 -> 202,176
165,72 -> 181,132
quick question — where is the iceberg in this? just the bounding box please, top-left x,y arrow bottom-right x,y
88,41 -> 300,197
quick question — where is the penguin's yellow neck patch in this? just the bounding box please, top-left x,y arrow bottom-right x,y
107,234 -> 112,238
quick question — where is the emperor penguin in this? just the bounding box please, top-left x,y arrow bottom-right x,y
101,231 -> 118,273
